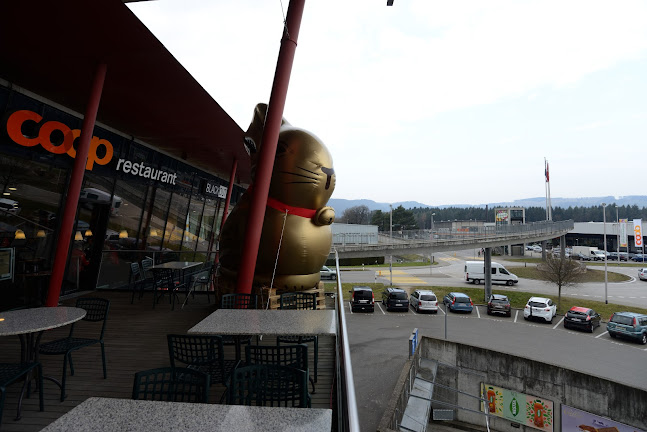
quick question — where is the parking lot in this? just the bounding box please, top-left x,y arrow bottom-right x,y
347,297 -> 647,432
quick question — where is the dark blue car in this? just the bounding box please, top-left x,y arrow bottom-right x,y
443,292 -> 473,313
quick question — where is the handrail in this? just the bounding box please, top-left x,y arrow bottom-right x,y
334,249 -> 361,432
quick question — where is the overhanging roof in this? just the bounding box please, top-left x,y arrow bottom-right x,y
0,0 -> 251,184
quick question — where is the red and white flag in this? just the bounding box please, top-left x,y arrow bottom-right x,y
545,161 -> 550,183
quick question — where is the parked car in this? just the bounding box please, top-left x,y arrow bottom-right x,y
572,252 -> 591,261
349,286 -> 374,313
607,252 -> 628,261
564,306 -> 601,332
382,287 -> 409,312
486,294 -> 511,317
632,254 -> 647,262
443,292 -> 473,313
639,268 -> 647,281
523,297 -> 556,323
531,245 -> 542,252
409,289 -> 438,313
0,198 -> 20,215
607,312 -> 647,344
320,265 -> 337,280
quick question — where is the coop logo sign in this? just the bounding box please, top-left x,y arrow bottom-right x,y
634,219 -> 643,248
6,110 -> 112,170
6,110 -> 178,185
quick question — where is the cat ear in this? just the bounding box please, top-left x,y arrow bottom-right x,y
244,103 -> 291,155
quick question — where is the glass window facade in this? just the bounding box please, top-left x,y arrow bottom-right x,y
0,83 -> 244,309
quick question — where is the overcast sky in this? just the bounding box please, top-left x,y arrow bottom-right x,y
128,1 -> 647,206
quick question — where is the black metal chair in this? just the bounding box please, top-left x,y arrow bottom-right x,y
245,343 -> 315,396
151,267 -> 185,310
167,334 -> 238,387
181,263 -> 214,308
227,364 -> 308,408
221,293 -> 258,310
38,297 -> 110,401
130,262 -> 145,304
219,293 -> 258,360
277,292 -> 319,383
132,367 -> 210,403
141,258 -> 154,286
0,362 -> 44,426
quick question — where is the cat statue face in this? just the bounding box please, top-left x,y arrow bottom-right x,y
218,103 -> 336,291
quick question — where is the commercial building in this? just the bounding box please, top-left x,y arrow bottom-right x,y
0,1 -> 252,310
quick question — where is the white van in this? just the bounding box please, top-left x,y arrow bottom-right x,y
80,188 -> 123,215
464,261 -> 518,286
0,198 -> 20,215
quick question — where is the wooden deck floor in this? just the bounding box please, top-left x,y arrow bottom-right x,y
0,291 -> 336,432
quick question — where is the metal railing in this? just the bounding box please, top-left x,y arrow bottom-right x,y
334,249 -> 361,432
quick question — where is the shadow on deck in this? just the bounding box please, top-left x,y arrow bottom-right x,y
0,290 -> 335,432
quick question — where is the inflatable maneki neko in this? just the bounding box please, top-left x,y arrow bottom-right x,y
218,103 -> 336,292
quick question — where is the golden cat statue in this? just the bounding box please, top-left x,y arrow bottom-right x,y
219,103 -> 335,291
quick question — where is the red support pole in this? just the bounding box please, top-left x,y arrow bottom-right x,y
214,158 -> 237,266
235,0 -> 306,294
45,63 -> 107,307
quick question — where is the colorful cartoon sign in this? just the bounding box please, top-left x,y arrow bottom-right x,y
481,383 -> 553,432
561,405 -> 644,432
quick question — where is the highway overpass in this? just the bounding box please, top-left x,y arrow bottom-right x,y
330,219 -> 574,259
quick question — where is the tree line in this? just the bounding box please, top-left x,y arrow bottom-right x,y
338,204 -> 647,231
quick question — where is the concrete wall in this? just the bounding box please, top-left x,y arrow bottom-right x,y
420,336 -> 647,432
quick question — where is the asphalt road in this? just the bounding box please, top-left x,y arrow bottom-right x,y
342,249 -> 647,309
346,280 -> 647,431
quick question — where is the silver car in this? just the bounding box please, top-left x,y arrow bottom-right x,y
639,268 -> 647,281
320,266 -> 337,281
409,289 -> 439,313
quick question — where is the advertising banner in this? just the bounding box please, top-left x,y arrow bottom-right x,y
496,210 -> 509,222
561,405 -> 645,432
619,219 -> 628,248
481,383 -> 553,432
634,219 -> 643,248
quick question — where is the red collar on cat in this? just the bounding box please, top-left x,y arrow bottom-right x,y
266,196 -> 316,218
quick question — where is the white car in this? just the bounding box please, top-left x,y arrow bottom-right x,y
523,296 -> 557,323
531,245 -> 542,253
639,268 -> 647,281
0,198 -> 20,215
409,289 -> 439,313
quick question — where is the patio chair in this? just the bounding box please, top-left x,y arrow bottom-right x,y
277,292 -> 319,383
167,334 -> 238,388
0,362 -> 44,426
132,367 -> 210,403
227,364 -> 308,408
141,258 -> 154,285
129,262 -> 145,304
151,267 -> 185,310
245,343 -> 315,395
38,297 -> 110,401
182,263 -> 214,308
219,293 -> 258,357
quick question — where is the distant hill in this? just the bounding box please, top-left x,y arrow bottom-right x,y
328,196 -> 647,214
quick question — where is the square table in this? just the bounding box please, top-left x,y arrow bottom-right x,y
41,397 -> 333,431
188,309 -> 336,361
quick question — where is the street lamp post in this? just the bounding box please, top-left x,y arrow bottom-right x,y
430,212 -> 435,276
389,204 -> 393,286
602,203 -> 608,304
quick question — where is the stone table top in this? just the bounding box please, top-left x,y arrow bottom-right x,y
150,261 -> 202,270
188,309 -> 336,336
0,306 -> 86,336
41,397 -> 333,432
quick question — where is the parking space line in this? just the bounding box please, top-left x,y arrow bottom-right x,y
553,317 -> 564,329
514,310 -> 518,322
410,306 -> 418,315
475,306 -> 481,318
348,302 -> 352,314
376,302 -> 386,315
439,306 -> 446,315
595,331 -> 608,339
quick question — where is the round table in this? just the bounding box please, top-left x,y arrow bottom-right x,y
0,306 -> 86,419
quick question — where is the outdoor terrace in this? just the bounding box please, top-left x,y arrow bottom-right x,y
0,290 -> 337,432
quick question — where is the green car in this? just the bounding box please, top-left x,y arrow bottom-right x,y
607,312 -> 647,344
